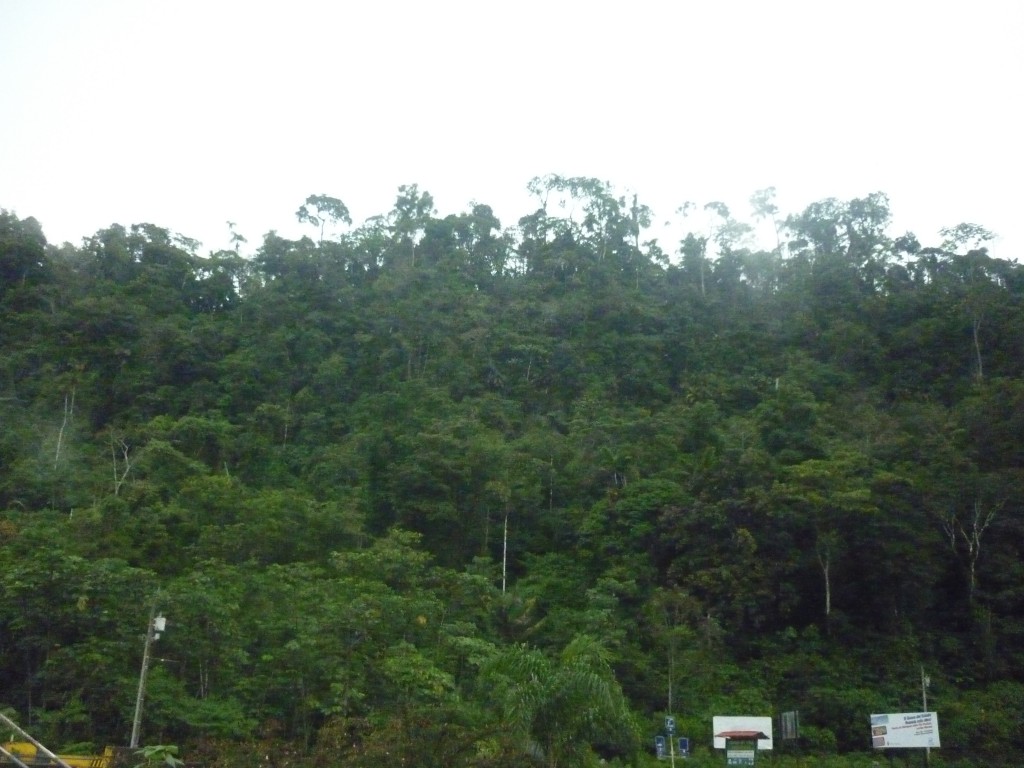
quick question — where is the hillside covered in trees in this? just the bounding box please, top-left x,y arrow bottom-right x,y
1,178 -> 1023,767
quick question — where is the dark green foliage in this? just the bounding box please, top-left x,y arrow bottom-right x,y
1,188 -> 1023,768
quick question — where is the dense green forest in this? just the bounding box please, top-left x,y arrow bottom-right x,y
1,178 -> 1022,767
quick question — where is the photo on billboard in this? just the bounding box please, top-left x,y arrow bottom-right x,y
869,712 -> 940,749
712,716 -> 773,750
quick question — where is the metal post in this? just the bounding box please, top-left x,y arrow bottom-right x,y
921,665 -> 930,767
130,610 -> 164,748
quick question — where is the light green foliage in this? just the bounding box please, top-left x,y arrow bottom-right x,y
134,744 -> 184,768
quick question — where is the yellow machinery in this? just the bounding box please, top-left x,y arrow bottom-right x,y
0,743 -> 114,768
0,714 -> 120,768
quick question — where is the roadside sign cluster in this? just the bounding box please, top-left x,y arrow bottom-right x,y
653,716 -> 689,760
652,710 -> 940,763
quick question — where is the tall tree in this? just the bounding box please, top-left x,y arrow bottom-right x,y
296,194 -> 351,245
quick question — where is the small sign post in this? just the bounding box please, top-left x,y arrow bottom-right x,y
655,735 -> 666,759
656,717 -> 680,764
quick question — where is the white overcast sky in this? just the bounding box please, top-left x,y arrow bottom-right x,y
1,0 -> 1021,259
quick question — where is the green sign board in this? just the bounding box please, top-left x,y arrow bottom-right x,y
726,738 -> 757,766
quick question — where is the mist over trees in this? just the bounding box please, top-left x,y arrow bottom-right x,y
2,177 -> 1023,767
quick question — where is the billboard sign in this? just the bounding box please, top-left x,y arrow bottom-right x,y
713,716 -> 773,750
870,712 -> 940,749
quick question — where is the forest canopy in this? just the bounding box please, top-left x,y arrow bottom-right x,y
1,178 -> 1023,767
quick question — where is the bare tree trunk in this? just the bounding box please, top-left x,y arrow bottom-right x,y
817,546 -> 831,617
502,509 -> 509,594
942,498 -> 999,605
110,432 -> 133,496
972,316 -> 984,381
54,388 -> 75,468
962,498 -> 997,604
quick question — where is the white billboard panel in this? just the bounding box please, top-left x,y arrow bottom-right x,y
870,712 -> 940,749
712,716 -> 773,750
